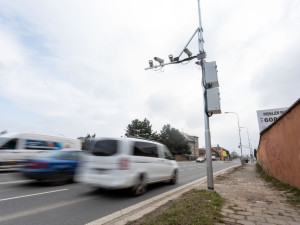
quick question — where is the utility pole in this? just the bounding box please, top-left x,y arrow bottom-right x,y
197,0 -> 214,190
241,127 -> 253,162
225,112 -> 243,161
145,0 -> 220,190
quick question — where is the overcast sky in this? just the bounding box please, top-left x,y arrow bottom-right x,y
0,0 -> 299,155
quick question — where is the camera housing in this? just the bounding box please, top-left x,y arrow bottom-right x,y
154,57 -> 164,64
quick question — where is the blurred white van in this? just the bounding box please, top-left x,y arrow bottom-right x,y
0,133 -> 81,169
76,137 -> 178,196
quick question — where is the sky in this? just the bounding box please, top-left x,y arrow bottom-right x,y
0,0 -> 299,155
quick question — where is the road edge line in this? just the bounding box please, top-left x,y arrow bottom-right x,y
86,163 -> 241,225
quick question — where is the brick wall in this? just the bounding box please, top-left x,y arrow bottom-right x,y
257,99 -> 300,188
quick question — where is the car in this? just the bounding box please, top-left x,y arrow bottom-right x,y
22,150 -> 81,183
196,157 -> 205,163
241,155 -> 249,163
0,132 -> 81,170
75,137 -> 179,196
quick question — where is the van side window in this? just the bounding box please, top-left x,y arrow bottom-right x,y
0,138 -> 17,149
133,142 -> 158,158
61,151 -> 80,160
92,140 -> 117,156
25,140 -> 62,150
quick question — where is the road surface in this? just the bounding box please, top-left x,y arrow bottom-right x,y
0,159 -> 240,225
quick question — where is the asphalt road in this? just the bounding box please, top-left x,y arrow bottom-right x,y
0,159 -> 240,225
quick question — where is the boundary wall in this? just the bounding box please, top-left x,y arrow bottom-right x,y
257,98 -> 300,188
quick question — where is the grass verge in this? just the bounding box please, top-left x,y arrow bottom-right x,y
256,163 -> 300,206
127,189 -> 224,225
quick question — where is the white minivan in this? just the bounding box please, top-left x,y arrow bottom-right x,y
76,137 -> 178,196
0,132 -> 81,169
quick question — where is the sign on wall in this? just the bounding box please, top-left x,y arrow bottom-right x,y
256,107 -> 288,132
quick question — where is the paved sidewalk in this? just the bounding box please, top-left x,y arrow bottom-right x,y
214,163 -> 300,225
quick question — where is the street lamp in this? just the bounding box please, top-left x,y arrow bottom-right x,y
240,127 -> 253,160
225,112 -> 243,160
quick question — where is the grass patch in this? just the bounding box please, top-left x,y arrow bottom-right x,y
256,164 -> 300,206
127,189 -> 224,225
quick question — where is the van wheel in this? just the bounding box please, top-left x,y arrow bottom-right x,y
169,170 -> 177,185
132,174 -> 147,197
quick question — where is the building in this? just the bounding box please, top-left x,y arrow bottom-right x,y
198,145 -> 230,160
199,148 -> 206,158
213,145 -> 231,161
182,133 -> 199,157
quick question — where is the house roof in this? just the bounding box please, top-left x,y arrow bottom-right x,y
181,132 -> 199,142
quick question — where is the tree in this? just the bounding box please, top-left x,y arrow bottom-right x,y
125,118 -> 154,140
124,119 -> 191,155
81,133 -> 96,150
150,131 -> 161,142
231,151 -> 238,159
85,133 -> 96,139
159,124 -> 190,155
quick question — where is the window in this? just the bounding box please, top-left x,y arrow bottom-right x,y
162,146 -> 173,159
0,138 -> 17,149
61,151 -> 80,160
25,140 -> 62,150
92,140 -> 118,156
39,151 -> 62,159
133,142 -> 158,158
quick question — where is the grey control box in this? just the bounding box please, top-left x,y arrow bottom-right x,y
207,87 -> 221,114
204,61 -> 219,88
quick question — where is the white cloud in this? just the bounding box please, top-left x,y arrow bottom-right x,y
0,0 -> 299,154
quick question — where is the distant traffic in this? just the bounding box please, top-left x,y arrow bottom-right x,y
0,132 -> 179,196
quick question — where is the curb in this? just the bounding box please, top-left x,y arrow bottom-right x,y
86,164 -> 241,225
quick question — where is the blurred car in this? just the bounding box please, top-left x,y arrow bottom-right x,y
0,132 -> 81,170
241,155 -> 249,163
196,157 -> 205,163
22,150 -> 81,183
76,137 -> 178,196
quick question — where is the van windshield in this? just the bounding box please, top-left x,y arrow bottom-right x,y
0,137 -> 6,145
90,140 -> 118,156
0,138 -> 17,149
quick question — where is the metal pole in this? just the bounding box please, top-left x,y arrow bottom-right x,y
241,127 -> 254,162
246,129 -> 251,156
235,113 -> 243,158
225,112 -> 243,162
198,0 -> 214,190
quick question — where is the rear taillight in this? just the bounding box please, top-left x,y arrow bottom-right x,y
29,162 -> 49,169
119,158 -> 130,170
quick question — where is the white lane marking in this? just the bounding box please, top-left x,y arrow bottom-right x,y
0,189 -> 68,202
0,180 -> 28,185
0,196 -> 92,223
